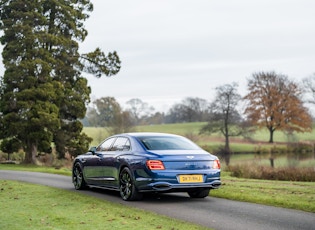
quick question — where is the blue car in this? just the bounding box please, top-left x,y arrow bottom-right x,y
72,132 -> 221,201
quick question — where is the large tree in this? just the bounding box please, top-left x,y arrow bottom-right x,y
87,97 -> 134,135
200,83 -> 242,165
244,71 -> 312,143
0,0 -> 121,163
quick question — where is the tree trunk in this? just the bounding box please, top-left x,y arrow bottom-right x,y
269,128 -> 274,143
224,134 -> 231,166
224,151 -> 231,166
23,142 -> 38,164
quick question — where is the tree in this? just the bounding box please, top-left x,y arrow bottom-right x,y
126,98 -> 154,125
181,97 -> 209,122
302,74 -> 315,105
144,112 -> 165,125
244,71 -> 312,143
92,97 -> 122,127
86,97 -> 134,134
166,97 -> 209,123
200,83 -> 242,165
108,110 -> 134,135
0,1 -> 121,163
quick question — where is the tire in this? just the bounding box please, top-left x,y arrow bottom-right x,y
188,188 -> 210,198
119,167 -> 143,201
72,162 -> 87,190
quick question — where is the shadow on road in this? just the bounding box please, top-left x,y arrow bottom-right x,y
85,187 -> 213,204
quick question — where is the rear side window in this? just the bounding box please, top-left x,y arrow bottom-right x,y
111,137 -> 131,151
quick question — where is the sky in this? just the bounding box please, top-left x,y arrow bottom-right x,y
1,0 -> 315,113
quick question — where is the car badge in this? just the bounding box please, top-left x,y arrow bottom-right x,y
186,156 -> 194,159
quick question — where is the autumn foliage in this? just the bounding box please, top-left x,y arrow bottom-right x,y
244,71 -> 312,143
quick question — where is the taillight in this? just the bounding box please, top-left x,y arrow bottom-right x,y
146,160 -> 165,170
213,159 -> 221,169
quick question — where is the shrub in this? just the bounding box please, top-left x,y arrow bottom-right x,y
227,163 -> 315,182
287,142 -> 314,153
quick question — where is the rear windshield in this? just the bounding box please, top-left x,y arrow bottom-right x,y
136,136 -> 200,150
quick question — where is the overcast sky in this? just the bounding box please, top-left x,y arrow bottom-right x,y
80,0 -> 315,112
1,0 -> 315,112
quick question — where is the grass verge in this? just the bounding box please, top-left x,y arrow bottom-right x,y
0,180 -> 210,230
211,172 -> 315,213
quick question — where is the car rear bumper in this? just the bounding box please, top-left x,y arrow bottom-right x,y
136,178 -> 221,192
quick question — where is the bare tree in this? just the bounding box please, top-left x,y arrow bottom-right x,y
166,97 -> 209,123
200,83 -> 242,165
302,74 -> 315,105
126,98 -> 154,125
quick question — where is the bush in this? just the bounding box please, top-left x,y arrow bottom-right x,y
228,163 -> 315,182
287,143 -> 314,154
0,151 -> 25,163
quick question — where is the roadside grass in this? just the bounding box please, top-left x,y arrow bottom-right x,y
211,172 -> 315,213
0,164 -> 72,176
0,180 -> 209,230
1,165 -> 315,213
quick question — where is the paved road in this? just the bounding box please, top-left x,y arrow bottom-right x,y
1,170 -> 314,230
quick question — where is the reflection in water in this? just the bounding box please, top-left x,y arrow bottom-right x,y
229,151 -> 315,168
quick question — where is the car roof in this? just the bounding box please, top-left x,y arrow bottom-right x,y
120,132 -> 181,138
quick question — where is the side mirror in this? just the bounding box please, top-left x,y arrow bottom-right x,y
88,147 -> 97,155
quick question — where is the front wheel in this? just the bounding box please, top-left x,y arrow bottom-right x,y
72,162 -> 87,190
188,188 -> 210,198
119,167 -> 143,201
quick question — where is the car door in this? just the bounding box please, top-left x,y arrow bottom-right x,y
98,137 -> 131,188
83,137 -> 116,186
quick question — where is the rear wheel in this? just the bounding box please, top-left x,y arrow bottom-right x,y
119,167 -> 143,201
72,162 -> 87,190
188,188 -> 210,198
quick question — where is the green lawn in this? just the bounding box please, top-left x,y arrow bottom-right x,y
0,180 -> 209,230
212,172 -> 315,213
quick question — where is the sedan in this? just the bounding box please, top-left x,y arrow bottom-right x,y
72,132 -> 221,201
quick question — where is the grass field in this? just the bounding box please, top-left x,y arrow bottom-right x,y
83,122 -> 315,147
0,180 -> 209,230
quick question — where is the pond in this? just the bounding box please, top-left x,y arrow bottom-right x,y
227,152 -> 315,168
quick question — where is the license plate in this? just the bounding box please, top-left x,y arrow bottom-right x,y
178,175 -> 203,183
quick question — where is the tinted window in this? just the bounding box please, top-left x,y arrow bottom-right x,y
137,136 -> 200,150
111,137 -> 131,151
97,137 -> 116,151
